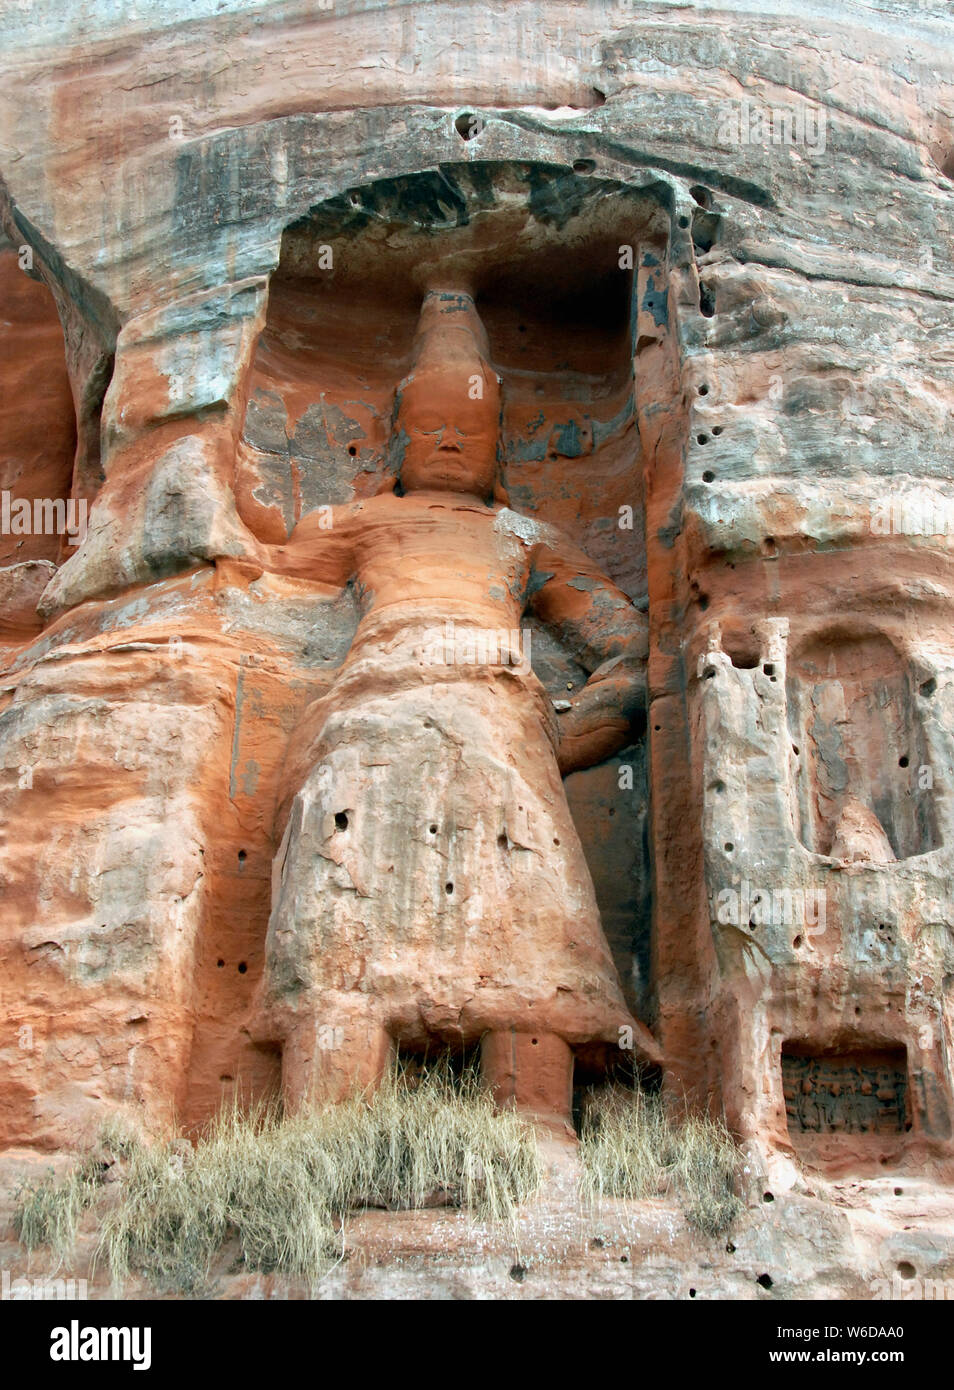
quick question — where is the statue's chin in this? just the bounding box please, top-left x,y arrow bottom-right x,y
404,459 -> 493,496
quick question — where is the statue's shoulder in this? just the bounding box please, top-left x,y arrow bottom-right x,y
492,505 -> 557,549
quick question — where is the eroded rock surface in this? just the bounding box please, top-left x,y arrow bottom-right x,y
1,0 -> 953,1298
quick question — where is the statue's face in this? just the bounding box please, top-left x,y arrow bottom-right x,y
396,362 -> 500,499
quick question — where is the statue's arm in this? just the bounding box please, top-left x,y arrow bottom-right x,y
246,505 -> 356,587
528,531 -> 648,777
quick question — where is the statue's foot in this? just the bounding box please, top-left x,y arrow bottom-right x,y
480,1029 -> 575,1129
281,1010 -> 394,1110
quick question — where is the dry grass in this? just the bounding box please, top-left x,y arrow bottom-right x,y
579,1087 -> 744,1237
14,1062 -> 542,1294
13,1158 -> 102,1267
13,1114 -> 152,1268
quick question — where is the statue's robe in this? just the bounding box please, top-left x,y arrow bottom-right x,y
261,599 -> 652,1091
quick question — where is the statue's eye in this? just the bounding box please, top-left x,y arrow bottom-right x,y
416,417 -> 445,434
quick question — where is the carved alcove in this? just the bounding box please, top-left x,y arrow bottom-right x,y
788,628 -> 938,862
0,242 -> 77,641
782,1042 -> 910,1170
234,162 -> 669,1031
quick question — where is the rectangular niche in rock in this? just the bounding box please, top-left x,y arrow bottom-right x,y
787,629 -> 938,862
782,1045 -> 908,1137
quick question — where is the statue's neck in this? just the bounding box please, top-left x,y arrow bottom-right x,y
402,487 -> 494,508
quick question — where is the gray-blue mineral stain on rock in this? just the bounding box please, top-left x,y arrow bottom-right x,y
292,400 -> 366,510
641,274 -> 668,328
592,399 -> 635,451
244,389 -> 290,457
551,419 -> 584,458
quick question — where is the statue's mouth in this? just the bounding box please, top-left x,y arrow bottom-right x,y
425,453 -> 471,473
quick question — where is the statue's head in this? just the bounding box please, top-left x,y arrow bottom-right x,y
393,291 -> 503,502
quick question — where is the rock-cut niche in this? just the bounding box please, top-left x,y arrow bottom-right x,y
235,161 -> 670,1026
788,629 -> 938,862
0,240 -> 78,641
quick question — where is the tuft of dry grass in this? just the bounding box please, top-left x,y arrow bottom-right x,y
13,1158 -> 102,1267
15,1062 -> 542,1294
579,1087 -> 744,1237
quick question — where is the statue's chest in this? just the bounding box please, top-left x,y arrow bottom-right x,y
355,510 -> 529,591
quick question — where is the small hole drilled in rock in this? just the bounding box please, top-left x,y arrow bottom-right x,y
897,1260 -> 915,1278
509,1264 -> 526,1282
217,959 -> 225,969
689,1288 -> 697,1298
678,215 -> 690,229
237,961 -> 247,974
894,1187 -> 904,1197
757,1273 -> 773,1289
429,823 -> 438,834
921,677 -> 937,698
335,811 -> 349,831
762,1191 -> 774,1202
445,882 -> 454,894
793,935 -> 803,949
724,842 -> 734,853
697,433 -> 709,445
899,756 -> 909,768
702,470 -> 715,483
455,111 -> 483,140
698,383 -> 709,395
348,445 -> 357,456
237,849 -> 247,862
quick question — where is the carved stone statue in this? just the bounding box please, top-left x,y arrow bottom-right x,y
251,290 -> 660,1125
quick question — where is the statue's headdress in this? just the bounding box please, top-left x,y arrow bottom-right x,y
401,289 -> 499,388
384,291 -> 508,503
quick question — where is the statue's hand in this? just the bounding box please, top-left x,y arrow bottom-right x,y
554,656 -> 646,777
